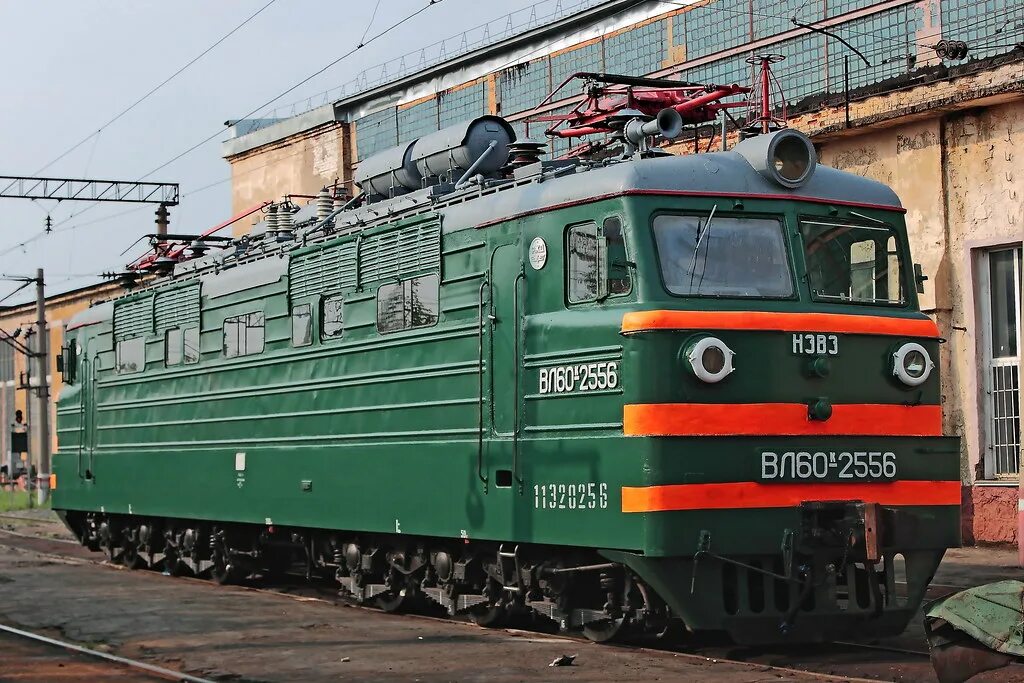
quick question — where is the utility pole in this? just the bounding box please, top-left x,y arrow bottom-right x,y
34,269 -> 49,505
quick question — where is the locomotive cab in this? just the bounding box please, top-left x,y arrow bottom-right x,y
586,131 -> 959,643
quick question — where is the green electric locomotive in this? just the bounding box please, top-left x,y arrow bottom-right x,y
52,90 -> 960,645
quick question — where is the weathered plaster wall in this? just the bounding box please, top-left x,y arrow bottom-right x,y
816,98 -> 1024,544
943,100 -> 1024,485
226,122 -> 351,236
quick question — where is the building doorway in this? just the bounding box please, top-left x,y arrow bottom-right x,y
981,246 -> 1022,480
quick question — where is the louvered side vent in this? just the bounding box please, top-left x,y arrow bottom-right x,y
154,285 -> 200,332
113,297 -> 153,340
289,241 -> 358,299
360,219 -> 440,286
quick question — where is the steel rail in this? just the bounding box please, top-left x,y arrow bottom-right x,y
0,622 -> 215,683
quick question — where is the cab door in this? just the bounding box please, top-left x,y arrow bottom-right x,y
487,241 -> 524,508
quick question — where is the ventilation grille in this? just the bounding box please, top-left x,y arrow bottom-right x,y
113,297 -> 153,340
154,285 -> 200,332
290,241 -> 358,300
360,219 -> 440,285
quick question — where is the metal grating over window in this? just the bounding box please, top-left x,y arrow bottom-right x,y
359,218 -> 441,286
154,285 -> 200,333
827,0 -> 882,18
289,241 -> 358,300
438,82 -> 487,128
398,99 -> 439,143
604,21 -> 667,76
550,42 -> 603,88
990,363 -> 1021,476
827,6 -> 919,93
499,61 -> 551,116
113,296 -> 153,340
941,0 -> 1023,61
355,107 -> 398,160
768,33 -> 827,104
684,0 -> 750,60
753,0 -> 822,40
681,53 -> 753,91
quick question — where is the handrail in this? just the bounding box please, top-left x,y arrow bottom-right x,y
511,269 -> 525,494
476,275 -> 488,490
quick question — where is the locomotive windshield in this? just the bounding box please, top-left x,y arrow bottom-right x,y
652,214 -> 794,298
801,219 -> 905,305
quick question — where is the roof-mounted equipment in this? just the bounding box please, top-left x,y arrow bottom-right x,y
734,128 -> 817,188
355,115 -> 516,202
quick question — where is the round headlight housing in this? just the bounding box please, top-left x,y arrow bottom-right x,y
892,342 -> 934,387
686,336 -> 735,383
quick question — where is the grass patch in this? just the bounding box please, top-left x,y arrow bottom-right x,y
0,490 -> 50,512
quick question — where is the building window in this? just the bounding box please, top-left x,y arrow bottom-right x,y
116,337 -> 145,374
376,274 -> 439,334
165,328 -> 183,366
292,304 -> 312,346
321,296 -> 344,339
982,246 -> 1022,478
223,312 -> 265,358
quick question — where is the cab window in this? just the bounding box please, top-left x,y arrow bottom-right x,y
801,219 -> 905,305
653,213 -> 793,298
566,217 -> 631,304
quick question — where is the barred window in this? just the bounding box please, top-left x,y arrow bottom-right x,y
183,327 -> 200,364
322,296 -> 344,339
376,274 -> 439,334
223,312 -> 265,358
165,328 -> 183,366
116,337 -> 145,374
292,304 -> 312,347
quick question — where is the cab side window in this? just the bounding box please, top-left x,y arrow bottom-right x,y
566,217 -> 631,303
604,216 -> 631,295
567,223 -> 601,303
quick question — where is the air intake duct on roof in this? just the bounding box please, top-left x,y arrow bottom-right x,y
354,138 -> 420,199
354,115 -> 517,200
412,115 -> 515,184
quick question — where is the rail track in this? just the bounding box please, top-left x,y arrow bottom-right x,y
0,622 -> 215,682
1,525 -> 971,682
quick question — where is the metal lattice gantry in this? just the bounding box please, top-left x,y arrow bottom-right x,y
0,176 -> 178,205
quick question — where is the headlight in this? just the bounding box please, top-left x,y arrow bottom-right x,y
686,336 -> 735,383
892,342 -> 934,386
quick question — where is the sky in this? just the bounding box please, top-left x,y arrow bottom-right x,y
0,0 -> 556,305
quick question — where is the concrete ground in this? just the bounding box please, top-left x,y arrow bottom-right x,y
0,510 -> 1022,682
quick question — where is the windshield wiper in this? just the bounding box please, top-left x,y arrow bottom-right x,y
688,204 -> 717,291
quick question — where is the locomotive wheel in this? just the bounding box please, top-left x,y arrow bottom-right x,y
210,556 -> 234,585
583,616 -> 628,643
165,548 -> 187,577
121,534 -> 143,570
377,589 -> 407,613
468,603 -> 506,628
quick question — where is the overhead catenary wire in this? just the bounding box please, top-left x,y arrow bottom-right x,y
7,0 -> 1020,274
139,0 -> 446,181
17,0 -> 280,181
